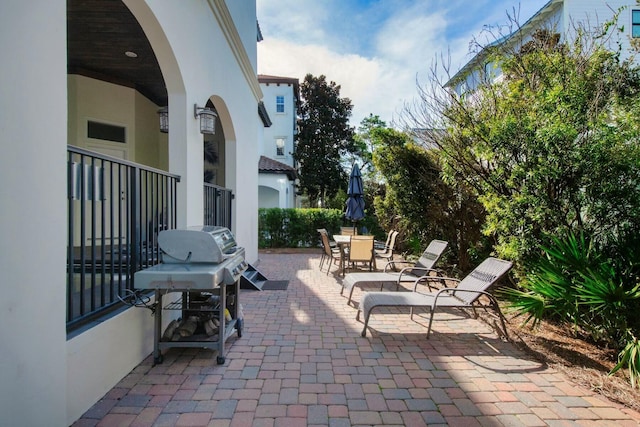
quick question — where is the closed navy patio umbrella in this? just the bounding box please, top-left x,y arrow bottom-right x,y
345,163 -> 365,233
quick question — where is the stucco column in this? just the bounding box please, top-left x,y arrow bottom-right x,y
0,1 -> 68,425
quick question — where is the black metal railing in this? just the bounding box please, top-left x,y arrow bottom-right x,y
204,182 -> 233,229
66,146 -> 180,331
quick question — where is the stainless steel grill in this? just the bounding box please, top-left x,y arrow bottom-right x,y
135,226 -> 247,365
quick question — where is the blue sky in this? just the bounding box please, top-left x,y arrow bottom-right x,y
257,0 -> 549,127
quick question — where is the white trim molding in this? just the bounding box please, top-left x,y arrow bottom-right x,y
207,0 -> 263,102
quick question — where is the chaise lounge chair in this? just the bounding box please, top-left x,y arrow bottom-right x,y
356,257 -> 513,338
341,239 -> 449,305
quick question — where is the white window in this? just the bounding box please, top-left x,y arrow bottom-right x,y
276,138 -> 285,156
276,96 -> 285,113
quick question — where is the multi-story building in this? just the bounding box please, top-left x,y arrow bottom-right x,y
258,75 -> 300,208
446,0 -> 636,94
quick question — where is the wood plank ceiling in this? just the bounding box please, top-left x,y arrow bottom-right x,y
67,0 -> 167,106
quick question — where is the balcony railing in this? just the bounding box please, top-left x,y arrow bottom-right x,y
204,182 -> 233,229
67,146 -> 180,332
67,147 -> 236,333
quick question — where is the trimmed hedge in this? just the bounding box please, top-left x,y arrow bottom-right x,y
258,208 -> 343,248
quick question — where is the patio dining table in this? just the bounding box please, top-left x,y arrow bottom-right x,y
333,234 -> 377,276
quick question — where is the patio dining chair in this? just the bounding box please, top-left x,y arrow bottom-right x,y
319,230 -> 341,274
374,229 -> 394,250
345,235 -> 375,275
357,257 -> 513,338
375,230 -> 399,263
340,226 -> 358,236
317,228 -> 336,248
341,239 -> 449,305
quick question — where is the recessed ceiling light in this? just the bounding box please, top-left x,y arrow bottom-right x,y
125,51 -> 138,58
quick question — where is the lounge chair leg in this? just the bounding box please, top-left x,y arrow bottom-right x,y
347,287 -> 355,305
361,312 -> 370,337
494,305 -> 509,340
426,310 -> 435,339
499,317 -> 509,340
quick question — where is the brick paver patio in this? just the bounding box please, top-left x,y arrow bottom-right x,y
74,251 -> 640,426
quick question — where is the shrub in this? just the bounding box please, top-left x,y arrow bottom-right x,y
611,333 -> 640,388
502,231 -> 640,386
258,208 -> 344,248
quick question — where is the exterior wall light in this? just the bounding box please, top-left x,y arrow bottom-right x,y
158,106 -> 169,133
194,104 -> 218,135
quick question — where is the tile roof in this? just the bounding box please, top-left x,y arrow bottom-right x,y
259,155 -> 297,180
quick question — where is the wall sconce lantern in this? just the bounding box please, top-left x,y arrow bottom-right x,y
194,104 -> 218,135
158,107 -> 169,133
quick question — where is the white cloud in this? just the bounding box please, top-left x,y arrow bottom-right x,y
257,0 -> 549,127
375,9 -> 448,60
257,0 -> 330,45
258,39 -> 386,126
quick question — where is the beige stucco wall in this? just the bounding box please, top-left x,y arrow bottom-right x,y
1,0 -> 260,425
0,1 -> 68,426
135,90 -> 166,168
67,74 -> 166,168
126,0 -> 262,260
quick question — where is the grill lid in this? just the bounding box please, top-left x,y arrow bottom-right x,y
158,226 -> 240,264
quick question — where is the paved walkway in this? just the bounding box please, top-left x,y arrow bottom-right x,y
75,251 -> 640,426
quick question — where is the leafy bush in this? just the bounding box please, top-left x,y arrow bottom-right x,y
258,208 -> 344,248
502,232 -> 640,385
503,232 -> 640,339
404,23 -> 640,269
611,333 -> 640,388
370,128 -> 489,270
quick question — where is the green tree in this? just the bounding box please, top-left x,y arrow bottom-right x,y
403,24 -> 640,267
401,12 -> 640,390
295,74 -> 356,207
351,115 -> 388,237
371,128 -> 486,270
349,114 -> 386,172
